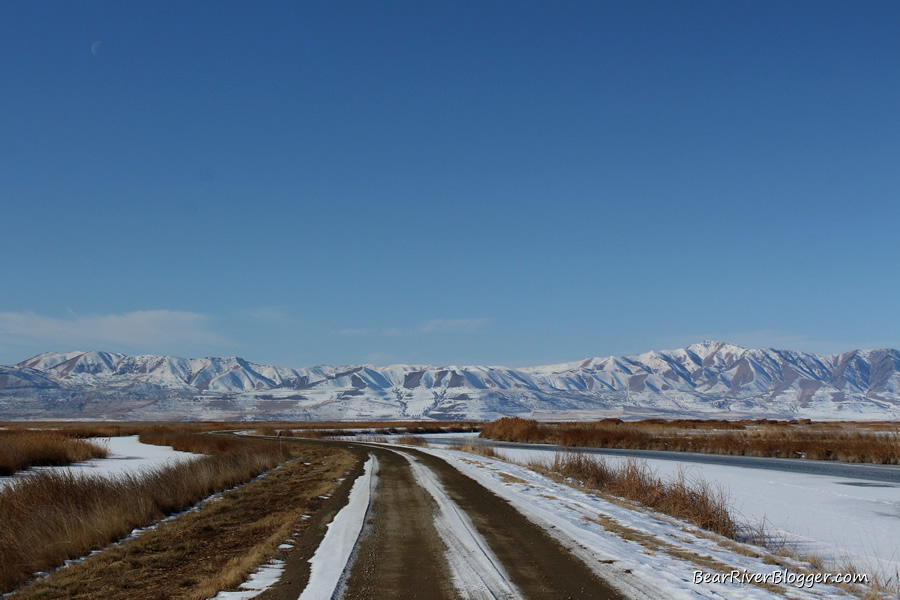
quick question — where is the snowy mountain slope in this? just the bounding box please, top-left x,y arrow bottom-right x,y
2,341 -> 899,421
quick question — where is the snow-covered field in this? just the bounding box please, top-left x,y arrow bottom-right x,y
0,435 -> 199,489
496,447 -> 898,581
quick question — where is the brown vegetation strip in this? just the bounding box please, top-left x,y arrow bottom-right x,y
0,422 -> 233,438
10,441 -> 355,600
0,420 -> 482,441
0,431 -> 294,595
0,431 -> 108,475
530,451 -> 737,539
481,417 -> 900,464
260,423 -> 480,440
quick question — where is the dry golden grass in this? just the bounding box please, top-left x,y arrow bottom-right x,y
292,428 -> 356,439
449,438 -> 498,458
269,420 -> 479,433
0,420 -> 483,444
285,423 -> 481,439
0,421 -> 231,438
481,417 -> 900,464
0,430 -> 108,475
10,442 -> 355,600
137,427 -> 263,454
530,450 -> 738,539
0,431 -> 292,594
397,434 -> 430,447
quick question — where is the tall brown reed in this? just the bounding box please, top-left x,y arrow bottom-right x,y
0,431 -> 108,476
449,438 -> 497,458
482,417 -> 900,464
536,451 -> 737,539
138,427 -> 267,454
0,434 -> 287,594
397,434 -> 430,447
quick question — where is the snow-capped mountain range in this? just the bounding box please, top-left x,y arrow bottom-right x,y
2,341 -> 899,421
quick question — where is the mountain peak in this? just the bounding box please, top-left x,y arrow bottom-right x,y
679,340 -> 742,360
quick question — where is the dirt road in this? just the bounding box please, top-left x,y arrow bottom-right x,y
264,440 -> 623,600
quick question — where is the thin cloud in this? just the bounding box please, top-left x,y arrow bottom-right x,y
338,328 -> 372,336
420,318 -> 489,334
242,306 -> 300,325
0,310 -> 230,357
382,327 -> 409,336
337,319 -> 489,338
382,319 -> 489,336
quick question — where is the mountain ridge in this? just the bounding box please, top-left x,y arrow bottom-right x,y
2,341 -> 899,421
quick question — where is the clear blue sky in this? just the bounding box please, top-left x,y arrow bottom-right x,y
2,1 -> 899,367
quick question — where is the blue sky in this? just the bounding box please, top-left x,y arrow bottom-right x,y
2,1 -> 899,367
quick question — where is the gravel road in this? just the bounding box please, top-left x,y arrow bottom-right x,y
262,439 -> 623,600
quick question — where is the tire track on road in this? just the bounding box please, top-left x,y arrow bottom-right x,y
339,445 -> 458,600
394,448 -> 522,599
400,446 -> 624,600
299,454 -> 379,600
261,438 -> 624,600
339,443 -> 623,599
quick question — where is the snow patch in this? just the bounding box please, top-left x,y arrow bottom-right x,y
213,560 -> 286,599
299,454 -> 378,600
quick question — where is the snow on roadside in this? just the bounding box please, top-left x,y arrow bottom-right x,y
489,445 -> 900,584
412,446 -> 863,600
391,448 -> 523,600
414,431 -> 900,585
299,453 -> 378,600
213,561 -> 286,600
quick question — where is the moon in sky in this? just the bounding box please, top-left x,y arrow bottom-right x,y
91,41 -> 102,56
